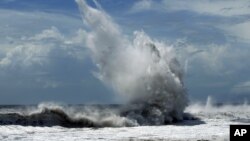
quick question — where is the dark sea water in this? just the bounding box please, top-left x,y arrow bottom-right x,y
0,104 -> 128,128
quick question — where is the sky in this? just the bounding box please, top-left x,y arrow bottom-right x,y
0,0 -> 250,104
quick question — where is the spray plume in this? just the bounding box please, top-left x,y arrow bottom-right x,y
75,0 -> 188,126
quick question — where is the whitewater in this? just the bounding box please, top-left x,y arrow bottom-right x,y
0,0 -> 249,140
74,0 -> 188,126
0,101 -> 250,141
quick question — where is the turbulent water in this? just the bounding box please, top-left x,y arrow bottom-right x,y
74,0 -> 188,126
0,103 -> 196,128
0,103 -> 130,128
0,102 -> 250,141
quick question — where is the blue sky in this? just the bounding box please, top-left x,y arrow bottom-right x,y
0,0 -> 250,104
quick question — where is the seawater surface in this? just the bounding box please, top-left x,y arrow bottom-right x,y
0,103 -> 250,141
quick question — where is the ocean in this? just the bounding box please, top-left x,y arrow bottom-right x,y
0,102 -> 249,141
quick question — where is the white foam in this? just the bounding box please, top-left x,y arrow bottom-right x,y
76,0 -> 188,125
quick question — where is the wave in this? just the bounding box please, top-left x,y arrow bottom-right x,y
186,97 -> 250,123
0,102 -> 199,128
0,108 -> 97,128
0,103 -> 135,128
2,97 -> 249,128
75,0 -> 188,126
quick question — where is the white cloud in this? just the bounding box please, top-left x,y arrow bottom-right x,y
0,26 -> 86,69
179,43 -> 250,76
130,0 -> 250,17
0,9 -> 83,41
29,26 -> 64,41
0,9 -> 87,88
129,0 -> 154,13
0,43 -> 51,68
193,45 -> 229,72
64,29 -> 87,45
231,81 -> 250,94
221,21 -> 250,43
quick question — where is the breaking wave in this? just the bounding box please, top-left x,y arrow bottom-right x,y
75,0 -> 188,126
0,103 -> 198,128
0,103 -> 134,127
1,99 -> 249,128
186,97 -> 250,123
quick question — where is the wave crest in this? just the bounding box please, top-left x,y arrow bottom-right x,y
0,103 -> 135,127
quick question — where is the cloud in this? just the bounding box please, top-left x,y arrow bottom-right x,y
231,81 -> 250,94
174,40 -> 250,101
0,26 -> 86,69
1,1 -> 249,103
0,9 -> 87,89
221,21 -> 250,43
0,26 -> 88,90
162,0 -> 250,17
129,0 -> 154,13
28,26 -> 64,41
0,9 -> 83,39
0,27 -> 64,69
130,0 -> 250,17
117,0 -> 250,102
0,43 -> 51,68
181,43 -> 250,76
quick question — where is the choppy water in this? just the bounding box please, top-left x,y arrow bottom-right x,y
0,103 -> 249,141
0,103 -> 194,128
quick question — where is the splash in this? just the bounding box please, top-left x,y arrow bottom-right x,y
75,0 -> 188,125
186,96 -> 250,123
0,103 -> 134,127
